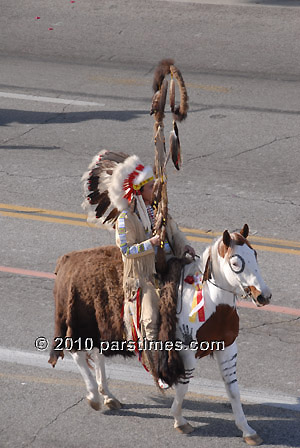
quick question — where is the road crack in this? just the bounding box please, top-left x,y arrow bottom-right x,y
1,104 -> 70,146
22,397 -> 84,447
2,127 -> 37,145
0,170 -> 79,180
192,188 -> 300,208
185,149 -> 223,163
240,317 -> 300,344
231,134 -> 300,158
240,316 -> 300,331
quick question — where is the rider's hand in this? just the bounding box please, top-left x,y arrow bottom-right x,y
150,234 -> 161,247
184,245 -> 196,259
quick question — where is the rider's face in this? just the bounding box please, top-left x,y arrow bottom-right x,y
141,180 -> 155,206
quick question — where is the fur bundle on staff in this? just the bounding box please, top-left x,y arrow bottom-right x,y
151,58 -> 189,123
150,59 -> 189,271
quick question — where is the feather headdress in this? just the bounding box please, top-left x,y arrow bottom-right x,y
82,150 -> 154,230
82,150 -> 129,228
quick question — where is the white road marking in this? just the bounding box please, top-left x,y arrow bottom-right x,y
0,92 -> 105,107
1,346 -> 299,412
155,0 -> 300,5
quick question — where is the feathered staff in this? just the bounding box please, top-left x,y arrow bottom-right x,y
150,59 -> 189,273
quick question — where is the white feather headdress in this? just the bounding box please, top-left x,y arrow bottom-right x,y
82,151 -> 153,230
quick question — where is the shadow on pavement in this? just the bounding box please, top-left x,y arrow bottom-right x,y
119,394 -> 300,447
246,0 -> 300,5
0,108 -> 148,127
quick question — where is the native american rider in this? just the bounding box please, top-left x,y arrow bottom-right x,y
111,155 -> 195,343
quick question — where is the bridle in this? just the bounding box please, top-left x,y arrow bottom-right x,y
207,252 -> 252,301
177,249 -> 253,315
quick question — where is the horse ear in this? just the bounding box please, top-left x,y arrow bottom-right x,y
223,230 -> 231,248
240,224 -> 249,239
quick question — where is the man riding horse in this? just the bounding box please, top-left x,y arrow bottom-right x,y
81,60 -> 193,373
111,156 -> 195,362
49,60 -> 272,443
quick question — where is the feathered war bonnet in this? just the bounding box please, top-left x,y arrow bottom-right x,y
109,155 -> 154,232
81,150 -> 154,231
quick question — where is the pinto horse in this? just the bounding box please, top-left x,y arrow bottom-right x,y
48,224 -> 271,445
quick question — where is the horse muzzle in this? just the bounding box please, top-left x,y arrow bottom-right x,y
254,294 -> 271,307
248,286 -> 272,307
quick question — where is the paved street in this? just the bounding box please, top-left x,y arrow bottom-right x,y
0,1 -> 299,447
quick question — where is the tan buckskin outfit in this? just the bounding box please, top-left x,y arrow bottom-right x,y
116,208 -> 188,340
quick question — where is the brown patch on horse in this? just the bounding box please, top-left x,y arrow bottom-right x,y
232,232 -> 253,249
195,304 -> 239,358
218,230 -> 254,260
218,241 -> 228,259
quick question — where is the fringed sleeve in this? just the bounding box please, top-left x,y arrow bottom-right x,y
116,211 -> 154,259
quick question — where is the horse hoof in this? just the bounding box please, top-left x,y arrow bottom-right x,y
175,423 -> 194,434
243,434 -> 263,446
104,398 -> 123,410
87,398 -> 101,411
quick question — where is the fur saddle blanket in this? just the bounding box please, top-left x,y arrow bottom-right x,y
51,245 -> 190,387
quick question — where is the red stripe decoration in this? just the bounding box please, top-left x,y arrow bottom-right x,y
136,287 -> 141,330
197,290 -> 205,322
131,321 -> 139,355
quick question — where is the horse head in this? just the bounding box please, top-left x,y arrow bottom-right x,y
209,224 -> 272,306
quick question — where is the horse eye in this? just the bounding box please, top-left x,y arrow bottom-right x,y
230,255 -> 244,274
230,255 -> 245,273
231,261 -> 240,271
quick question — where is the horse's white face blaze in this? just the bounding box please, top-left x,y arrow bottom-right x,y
219,236 -> 272,306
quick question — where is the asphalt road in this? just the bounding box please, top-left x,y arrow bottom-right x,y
0,1 -> 300,447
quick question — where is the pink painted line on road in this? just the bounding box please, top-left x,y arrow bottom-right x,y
0,265 -> 56,280
1,265 -> 300,317
237,300 -> 300,316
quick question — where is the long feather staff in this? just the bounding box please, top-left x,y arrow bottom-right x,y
150,59 -> 189,272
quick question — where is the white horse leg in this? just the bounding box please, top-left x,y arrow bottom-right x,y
93,352 -> 122,410
215,342 -> 263,446
70,350 -> 101,411
171,350 -> 195,434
